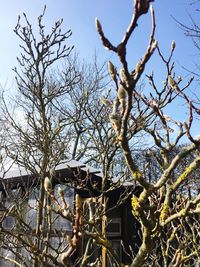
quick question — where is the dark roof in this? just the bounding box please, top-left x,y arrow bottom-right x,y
0,159 -> 104,197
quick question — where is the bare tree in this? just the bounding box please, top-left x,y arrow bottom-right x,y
0,6 -> 125,267
0,6 -> 79,267
1,1 -> 200,267
95,0 -> 200,266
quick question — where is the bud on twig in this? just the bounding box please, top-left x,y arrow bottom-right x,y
44,177 -> 52,192
168,75 -> 177,89
135,60 -> 143,75
118,86 -> 127,101
95,16 -> 117,51
75,194 -> 83,209
120,68 -> 127,82
108,61 -> 117,81
63,209 -> 69,217
95,18 -> 102,33
152,39 -> 158,49
118,86 -> 127,115
171,40 -> 176,50
109,113 -> 120,133
58,186 -> 64,197
163,114 -> 171,121
108,61 -> 115,74
101,97 -> 112,107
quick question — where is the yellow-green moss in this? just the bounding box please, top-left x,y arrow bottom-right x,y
160,202 -> 169,222
131,195 -> 139,209
131,195 -> 141,218
173,162 -> 200,190
134,170 -> 142,180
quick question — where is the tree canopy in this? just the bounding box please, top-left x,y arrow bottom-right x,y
0,1 -> 200,267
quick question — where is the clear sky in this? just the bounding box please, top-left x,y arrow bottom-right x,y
0,1 -> 199,135
0,1 -> 198,83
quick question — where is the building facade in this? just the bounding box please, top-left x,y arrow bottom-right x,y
0,160 -> 140,266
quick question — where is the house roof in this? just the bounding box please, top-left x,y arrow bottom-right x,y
0,159 -> 140,199
0,159 -> 102,180
0,159 -> 104,197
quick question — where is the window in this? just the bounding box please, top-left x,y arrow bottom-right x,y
2,216 -> 15,229
53,214 -> 72,231
50,236 -> 68,253
106,218 -> 121,237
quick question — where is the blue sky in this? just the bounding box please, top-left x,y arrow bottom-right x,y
0,1 -> 199,137
0,0 -> 198,85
